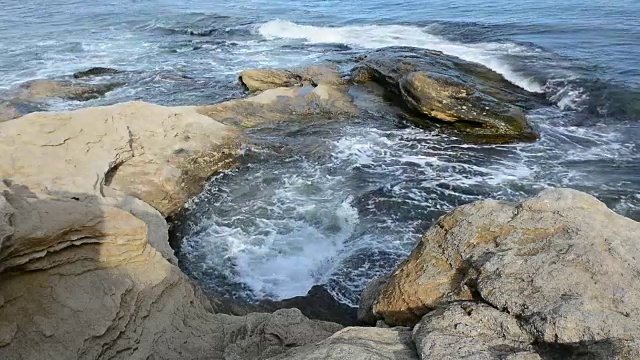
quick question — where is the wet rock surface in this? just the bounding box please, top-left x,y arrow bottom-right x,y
355,46 -> 547,143
73,66 -> 124,79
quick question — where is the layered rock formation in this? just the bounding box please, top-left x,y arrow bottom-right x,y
0,101 -> 240,216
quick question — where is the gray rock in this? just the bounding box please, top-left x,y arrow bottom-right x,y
413,302 -> 539,360
73,67 -> 123,79
357,275 -> 389,325
271,327 -> 418,360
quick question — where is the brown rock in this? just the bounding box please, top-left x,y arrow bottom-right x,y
240,69 -> 303,92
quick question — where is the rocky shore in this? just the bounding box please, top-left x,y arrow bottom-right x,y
0,47 -> 638,359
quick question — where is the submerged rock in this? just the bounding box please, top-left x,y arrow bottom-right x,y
367,188 -> 640,357
354,46 -> 546,143
15,79 -> 122,102
73,66 -> 123,79
0,99 -> 42,123
0,79 -> 123,121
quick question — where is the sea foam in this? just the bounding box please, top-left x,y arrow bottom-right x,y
258,20 -> 543,93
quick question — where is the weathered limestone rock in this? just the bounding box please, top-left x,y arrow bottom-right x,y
239,65 -> 345,93
198,83 -> 357,127
240,69 -> 303,92
413,302 -> 539,360
0,186 -> 341,359
372,188 -> 640,357
0,101 -> 241,216
271,327 -> 418,360
355,47 -> 546,143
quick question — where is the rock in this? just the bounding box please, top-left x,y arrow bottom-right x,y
15,79 -> 122,102
270,327 -> 418,360
239,66 -> 345,93
0,100 -> 42,123
73,67 -> 123,79
413,302 -> 539,360
355,47 -> 546,143
198,82 -> 357,128
0,186 -> 341,359
261,285 -> 359,327
0,101 -> 241,216
357,275 -> 389,325
223,308 -> 342,360
240,69 -> 303,92
372,188 -> 640,355
0,79 -> 123,121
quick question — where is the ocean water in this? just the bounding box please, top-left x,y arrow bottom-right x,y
2,0 -> 638,305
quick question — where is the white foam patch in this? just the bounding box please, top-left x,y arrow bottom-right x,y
232,196 -> 359,299
258,20 -> 543,92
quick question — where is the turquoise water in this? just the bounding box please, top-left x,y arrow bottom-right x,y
2,0 -> 639,304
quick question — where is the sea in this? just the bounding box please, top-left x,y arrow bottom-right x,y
1,0 -> 638,306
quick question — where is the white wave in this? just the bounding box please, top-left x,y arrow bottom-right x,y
258,20 -> 543,92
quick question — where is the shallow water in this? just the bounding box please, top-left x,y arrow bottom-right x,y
2,0 -> 638,305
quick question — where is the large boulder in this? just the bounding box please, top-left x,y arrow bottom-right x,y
354,47 -> 546,143
270,327 -> 418,360
0,101 -> 241,216
0,186 -> 341,359
370,188 -> 640,357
